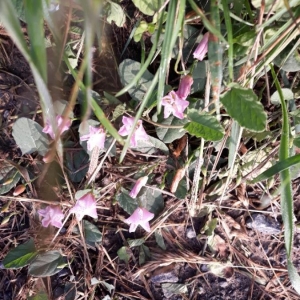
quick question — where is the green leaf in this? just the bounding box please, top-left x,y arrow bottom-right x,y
28,250 -> 64,277
64,283 -> 76,300
65,148 -> 89,183
220,85 -> 267,132
184,110 -> 224,141
119,59 -> 154,101
274,45 -> 300,72
128,238 -> 145,248
139,187 -> 164,215
11,0 -> 26,22
134,136 -> 169,154
53,99 -> 74,118
155,228 -> 166,250
192,61 -> 207,93
155,115 -> 187,143
106,1 -> 126,27
139,244 -> 151,265
290,110 -> 300,125
0,161 -> 21,195
288,259 -> 300,295
271,88 -> 294,105
12,117 -> 49,155
251,154 -> 300,183
134,20 -> 149,42
28,291 -> 48,300
83,220 -> 102,244
251,0 -> 285,11
131,0 -> 160,16
3,239 -> 37,269
115,188 -> 138,214
117,246 -> 131,263
293,137 -> 300,148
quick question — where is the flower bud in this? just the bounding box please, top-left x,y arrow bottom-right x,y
193,32 -> 209,61
129,176 -> 148,198
176,75 -> 193,100
13,184 -> 26,196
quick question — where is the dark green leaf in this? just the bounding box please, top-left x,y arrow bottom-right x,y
12,118 -> 49,155
128,238 -> 145,248
117,246 -> 131,263
139,187 -> 164,215
220,85 -> 267,132
119,59 -> 154,101
155,229 -> 166,250
139,244 -> 151,265
131,0 -> 160,16
64,283 -> 76,300
83,220 -> 102,244
3,239 -> 37,269
184,110 -> 224,141
28,250 -> 64,277
115,188 -> 138,214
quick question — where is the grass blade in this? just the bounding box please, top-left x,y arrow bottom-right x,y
251,154 -> 300,183
270,65 -> 294,258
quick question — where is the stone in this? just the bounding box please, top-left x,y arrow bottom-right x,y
246,213 -> 281,235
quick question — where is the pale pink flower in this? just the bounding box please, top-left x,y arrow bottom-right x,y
38,205 -> 64,228
124,207 -> 154,232
193,32 -> 209,61
70,193 -> 97,221
129,176 -> 148,198
43,115 -> 71,139
161,91 -> 189,119
118,116 -> 148,147
80,126 -> 106,151
176,75 -> 193,100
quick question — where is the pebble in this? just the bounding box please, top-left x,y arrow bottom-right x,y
151,271 -> 178,284
186,227 -> 196,239
246,213 -> 281,235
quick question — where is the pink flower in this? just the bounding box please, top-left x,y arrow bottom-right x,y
124,207 -> 154,232
129,176 -> 148,198
70,192 -> 98,221
38,205 -> 64,228
118,116 -> 148,147
193,32 -> 209,61
176,75 -> 193,100
80,126 -> 106,151
161,91 -> 189,119
43,115 -> 71,139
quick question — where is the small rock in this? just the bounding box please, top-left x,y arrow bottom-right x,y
219,280 -> 229,288
246,213 -> 281,235
200,264 -> 209,272
151,271 -> 178,284
186,227 -> 196,239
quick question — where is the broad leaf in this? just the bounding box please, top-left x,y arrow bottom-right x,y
3,239 -> 37,269
184,110 -> 224,141
139,187 -> 164,215
118,59 -> 154,101
220,85 -> 267,132
106,1 -> 126,27
128,238 -> 145,248
139,244 -> 151,265
134,136 -> 169,154
65,148 -> 89,183
28,250 -> 64,277
83,220 -> 102,244
155,229 -> 166,250
12,118 -> 49,155
28,291 -> 48,300
116,188 -> 138,214
192,61 -> 207,93
274,47 -> 300,72
271,88 -> 294,105
132,0 -> 160,16
64,283 -> 76,300
117,246 -> 131,263
155,115 -> 187,143
0,161 -> 21,195
11,0 -> 26,22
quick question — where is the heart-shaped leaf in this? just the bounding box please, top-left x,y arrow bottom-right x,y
220,85 -> 267,132
184,110 -> 224,141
